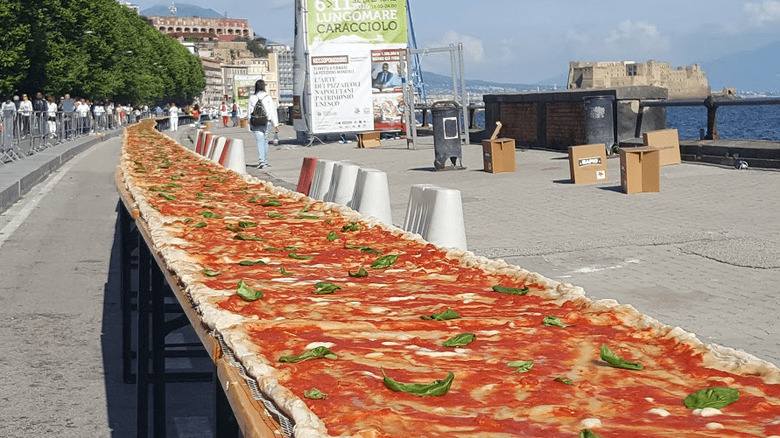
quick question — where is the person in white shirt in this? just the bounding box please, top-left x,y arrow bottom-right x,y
246,80 -> 279,169
169,102 -> 179,131
93,101 -> 105,131
46,96 -> 58,137
18,94 -> 33,136
75,99 -> 91,134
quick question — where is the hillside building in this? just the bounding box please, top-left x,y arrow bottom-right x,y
568,60 -> 711,99
145,16 -> 252,41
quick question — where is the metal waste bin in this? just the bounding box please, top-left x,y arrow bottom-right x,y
431,101 -> 462,169
583,95 -> 616,155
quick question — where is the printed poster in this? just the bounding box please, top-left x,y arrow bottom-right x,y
309,50 -> 373,133
307,0 -> 407,47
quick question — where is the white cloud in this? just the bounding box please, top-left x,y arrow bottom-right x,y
744,1 -> 780,24
419,30 -> 486,77
567,20 -> 670,62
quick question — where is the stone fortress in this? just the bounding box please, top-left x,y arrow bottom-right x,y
567,60 -> 711,99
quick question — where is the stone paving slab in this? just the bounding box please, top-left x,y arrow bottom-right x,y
168,123 -> 780,367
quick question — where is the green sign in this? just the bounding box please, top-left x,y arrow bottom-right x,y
307,0 -> 408,45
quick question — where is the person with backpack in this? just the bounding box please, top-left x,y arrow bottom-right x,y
247,79 -> 279,169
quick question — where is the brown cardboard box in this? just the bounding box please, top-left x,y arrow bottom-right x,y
482,138 -> 516,173
568,143 -> 608,184
643,128 -> 681,166
357,131 -> 381,148
620,147 -> 661,194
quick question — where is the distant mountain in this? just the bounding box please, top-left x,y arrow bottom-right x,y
701,40 -> 780,93
140,2 -> 223,18
419,71 -> 555,94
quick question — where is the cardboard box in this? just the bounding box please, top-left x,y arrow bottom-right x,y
568,143 -> 608,184
620,147 -> 661,194
643,128 -> 681,166
357,131 -> 381,148
482,138 -> 516,173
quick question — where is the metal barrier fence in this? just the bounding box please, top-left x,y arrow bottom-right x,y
0,109 -> 151,164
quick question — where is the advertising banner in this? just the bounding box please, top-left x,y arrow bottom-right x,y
298,0 -> 408,134
307,0 -> 407,47
309,50 -> 374,133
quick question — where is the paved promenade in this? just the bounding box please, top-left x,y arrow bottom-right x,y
173,123 -> 780,367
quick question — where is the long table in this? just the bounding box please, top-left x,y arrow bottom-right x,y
116,170 -> 287,437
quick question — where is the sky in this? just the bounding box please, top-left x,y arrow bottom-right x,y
133,0 -> 780,86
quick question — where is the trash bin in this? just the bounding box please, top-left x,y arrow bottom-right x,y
583,95 -> 616,155
431,101 -> 462,170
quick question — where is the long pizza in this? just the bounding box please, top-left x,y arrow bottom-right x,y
118,121 -> 780,437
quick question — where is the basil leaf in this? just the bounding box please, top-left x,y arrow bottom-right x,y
170,176 -> 181,181
382,369 -> 454,397
236,280 -> 263,301
279,346 -> 337,363
543,316 -> 570,328
326,231 -> 338,242
443,333 -> 476,347
158,193 -> 176,200
279,266 -> 292,276
225,224 -> 242,232
297,215 -> 320,219
265,247 -> 281,252
344,244 -> 380,254
249,196 -> 259,203
313,281 -> 341,295
579,429 -> 602,438
267,212 -> 284,218
508,360 -> 534,373
301,204 -> 312,212
165,183 -> 181,188
683,387 -> 739,410
600,344 -> 643,370
348,267 -> 368,278
341,222 -> 360,232
196,192 -> 207,199
238,260 -> 266,266
421,309 -> 461,321
303,388 -> 327,400
261,199 -> 282,207
238,221 -> 257,228
371,254 -> 398,269
554,377 -> 573,386
233,234 -> 264,241
492,285 -> 529,295
182,218 -> 194,223
203,268 -> 221,277
283,246 -> 298,251
199,211 -> 222,219
288,252 -> 313,260
193,222 -> 207,228
149,187 -> 167,192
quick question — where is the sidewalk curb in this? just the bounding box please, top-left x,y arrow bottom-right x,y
0,130 -> 124,214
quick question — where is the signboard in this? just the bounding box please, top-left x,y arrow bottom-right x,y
295,0 -> 408,135
233,74 -> 264,118
307,0 -> 407,46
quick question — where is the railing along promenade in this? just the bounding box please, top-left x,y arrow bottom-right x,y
0,110 -> 150,164
640,96 -> 780,140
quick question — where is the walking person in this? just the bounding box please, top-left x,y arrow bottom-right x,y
169,102 -> 179,131
231,101 -> 238,127
220,100 -> 229,127
2,97 -> 16,150
247,79 -> 279,169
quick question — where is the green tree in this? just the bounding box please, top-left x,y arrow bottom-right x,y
0,0 -> 30,96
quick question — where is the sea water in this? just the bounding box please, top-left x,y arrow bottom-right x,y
467,105 -> 780,141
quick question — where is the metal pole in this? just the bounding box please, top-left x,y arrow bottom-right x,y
458,43 -> 470,146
